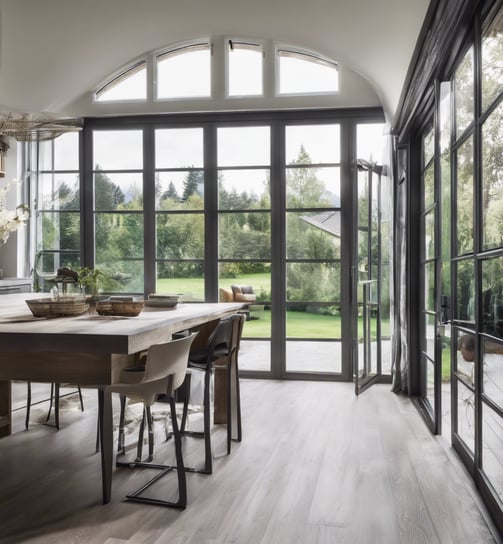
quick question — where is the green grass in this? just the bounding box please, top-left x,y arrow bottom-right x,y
157,273 -> 390,340
244,307 -> 390,339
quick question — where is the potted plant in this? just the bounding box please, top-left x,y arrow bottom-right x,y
77,267 -> 104,300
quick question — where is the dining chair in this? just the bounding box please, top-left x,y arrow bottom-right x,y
25,382 -> 84,430
109,332 -> 197,508
179,313 -> 244,473
221,312 -> 245,453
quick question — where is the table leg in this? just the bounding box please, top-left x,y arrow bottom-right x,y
0,380 -> 11,437
98,388 -> 113,504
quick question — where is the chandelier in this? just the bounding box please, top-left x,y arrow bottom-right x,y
0,112 -> 83,142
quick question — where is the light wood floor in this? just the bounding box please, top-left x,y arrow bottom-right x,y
0,380 -> 501,544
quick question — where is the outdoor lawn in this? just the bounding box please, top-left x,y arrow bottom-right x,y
157,272 -> 390,340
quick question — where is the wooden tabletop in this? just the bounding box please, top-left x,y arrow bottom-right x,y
0,293 -> 244,355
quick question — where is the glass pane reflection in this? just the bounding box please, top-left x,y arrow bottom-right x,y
457,378 -> 475,453
482,256 -> 503,337
482,100 -> 503,250
482,404 -> 503,503
456,259 -> 475,323
482,8 -> 503,113
456,136 -> 474,255
482,339 -> 503,408
454,47 -> 474,138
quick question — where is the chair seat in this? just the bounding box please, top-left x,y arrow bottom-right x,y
188,343 -> 228,365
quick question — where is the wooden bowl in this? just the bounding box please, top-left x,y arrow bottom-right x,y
26,298 -> 90,318
95,299 -> 144,317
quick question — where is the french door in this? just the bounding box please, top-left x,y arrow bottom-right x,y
417,116 -> 443,433
82,110 -> 386,381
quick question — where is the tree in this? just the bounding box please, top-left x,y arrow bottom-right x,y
162,181 -> 179,201
182,170 -> 203,201
286,145 -> 329,208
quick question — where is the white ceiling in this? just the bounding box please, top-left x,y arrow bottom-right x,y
0,0 -> 430,123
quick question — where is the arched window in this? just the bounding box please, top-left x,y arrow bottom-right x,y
155,42 -> 211,99
91,37 -> 341,106
95,61 -> 147,102
276,47 -> 339,95
227,40 -> 263,97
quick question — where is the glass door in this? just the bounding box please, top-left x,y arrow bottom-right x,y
354,160 -> 382,395
284,123 -> 343,375
418,119 -> 442,433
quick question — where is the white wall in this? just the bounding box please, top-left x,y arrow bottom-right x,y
0,140 -> 27,279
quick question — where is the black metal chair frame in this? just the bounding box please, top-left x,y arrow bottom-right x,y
109,333 -> 197,509
178,313 -> 244,472
25,382 -> 84,430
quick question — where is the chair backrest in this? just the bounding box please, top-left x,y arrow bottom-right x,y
229,313 -> 245,355
206,316 -> 234,360
143,332 -> 198,392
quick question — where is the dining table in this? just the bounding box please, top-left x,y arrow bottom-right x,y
0,292 -> 244,504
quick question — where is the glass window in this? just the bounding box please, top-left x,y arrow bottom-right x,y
454,47 -> 474,138
34,134 -> 81,292
286,212 -> 340,259
456,136 -> 474,255
94,173 -> 143,211
424,209 -> 435,261
423,126 -> 435,166
482,100 -> 503,250
277,48 -> 338,94
482,7 -> 503,113
157,261 -> 204,302
156,171 -> 204,211
286,124 -> 340,164
155,128 -> 204,169
228,40 -> 263,97
457,378 -> 475,452
218,169 -> 270,210
456,259 -> 475,323
482,339 -> 503,408
481,404 -> 503,502
286,166 -> 340,209
154,126 -> 206,298
93,130 -> 143,170
357,123 -> 385,164
217,126 -> 270,167
456,330 -> 475,385
424,261 -> 435,311
423,164 -> 435,210
38,173 -> 79,211
156,43 -> 211,99
481,256 -> 503,337
218,212 -> 271,259
95,61 -> 147,102
156,214 -> 204,259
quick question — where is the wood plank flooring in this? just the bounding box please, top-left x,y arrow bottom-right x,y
0,380 -> 500,544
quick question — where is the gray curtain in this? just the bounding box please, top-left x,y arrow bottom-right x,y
391,146 -> 409,394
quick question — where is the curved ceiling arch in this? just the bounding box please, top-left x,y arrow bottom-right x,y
0,0 -> 430,123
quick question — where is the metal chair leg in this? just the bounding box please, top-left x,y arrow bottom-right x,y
146,406 -> 154,462
25,382 -> 31,430
54,383 -> 60,430
117,394 -> 127,455
202,367 -> 213,474
179,372 -> 191,434
78,386 -> 84,412
46,383 -> 55,422
135,408 -> 146,462
117,396 -> 187,509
